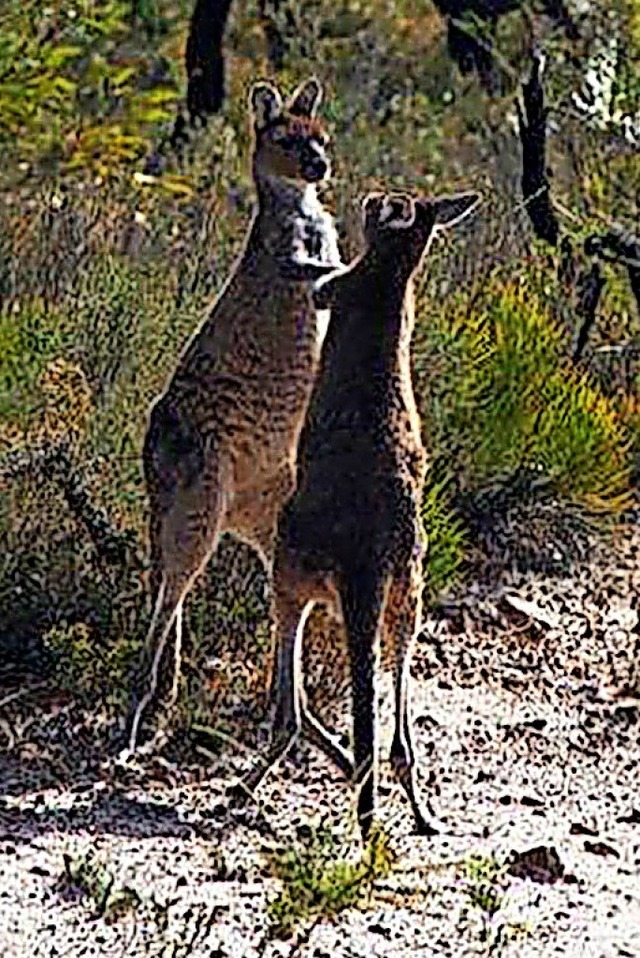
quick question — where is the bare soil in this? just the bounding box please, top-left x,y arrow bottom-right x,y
1,509 -> 639,958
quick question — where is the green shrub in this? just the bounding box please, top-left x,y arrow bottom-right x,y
0,0 -> 181,179
0,299 -> 78,428
266,823 -> 396,938
414,269 -> 634,513
422,471 -> 467,602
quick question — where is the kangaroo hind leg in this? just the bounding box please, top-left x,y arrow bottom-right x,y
268,558 -> 354,779
127,457 -> 227,754
386,558 -> 442,836
231,582 -> 311,799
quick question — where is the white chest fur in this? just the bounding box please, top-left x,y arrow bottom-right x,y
292,186 -> 342,351
263,178 -> 343,352
264,179 -> 342,270
294,186 -> 342,268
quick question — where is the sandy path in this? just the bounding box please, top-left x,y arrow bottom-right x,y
1,517 -> 639,957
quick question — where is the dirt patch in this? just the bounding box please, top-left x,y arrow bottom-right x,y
1,517 -> 639,957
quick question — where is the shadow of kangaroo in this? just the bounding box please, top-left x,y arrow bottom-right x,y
236,189 -> 482,838
127,77 -> 343,754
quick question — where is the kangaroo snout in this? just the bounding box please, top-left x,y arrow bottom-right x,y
302,143 -> 330,183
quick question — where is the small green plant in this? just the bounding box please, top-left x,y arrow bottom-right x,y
460,852 -> 508,918
266,823 -> 396,939
458,852 -> 533,955
61,848 -> 147,921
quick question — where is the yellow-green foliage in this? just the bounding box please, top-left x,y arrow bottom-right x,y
0,0 -> 180,177
421,472 -> 467,601
266,824 -> 395,939
0,299 -> 78,429
415,269 -> 633,512
460,852 -> 508,918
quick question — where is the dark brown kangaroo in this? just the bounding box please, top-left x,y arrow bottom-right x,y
237,189 -> 481,838
126,78 -> 343,754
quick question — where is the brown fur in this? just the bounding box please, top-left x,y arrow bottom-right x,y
235,189 -> 481,838
125,78 -> 343,753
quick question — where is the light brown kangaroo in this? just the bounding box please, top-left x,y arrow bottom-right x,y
126,77 -> 343,754
236,189 -> 481,838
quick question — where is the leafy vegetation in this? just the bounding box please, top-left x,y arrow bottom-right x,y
266,823 -> 396,938
415,268 -> 634,514
457,851 -> 531,955
0,0 -> 181,178
60,848 -> 145,920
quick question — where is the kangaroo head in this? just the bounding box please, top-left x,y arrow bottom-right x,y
313,190 -> 481,308
364,189 -> 482,273
250,78 -> 331,186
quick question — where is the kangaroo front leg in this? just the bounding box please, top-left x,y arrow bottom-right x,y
276,256 -> 343,283
386,559 -> 442,836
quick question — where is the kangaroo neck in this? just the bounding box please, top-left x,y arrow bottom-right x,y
327,276 -> 414,384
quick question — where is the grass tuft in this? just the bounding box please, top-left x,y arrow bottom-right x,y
266,823 -> 396,939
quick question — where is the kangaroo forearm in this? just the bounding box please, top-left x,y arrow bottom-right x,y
276,256 -> 341,282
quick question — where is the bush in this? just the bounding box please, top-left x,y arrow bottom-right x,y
414,267 -> 634,513
422,471 -> 468,602
266,824 -> 396,938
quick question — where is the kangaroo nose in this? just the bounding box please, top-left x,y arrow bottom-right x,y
304,143 -> 329,181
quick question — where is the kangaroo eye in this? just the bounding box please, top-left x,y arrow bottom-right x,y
270,127 -> 288,144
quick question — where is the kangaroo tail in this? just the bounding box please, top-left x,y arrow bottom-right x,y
341,568 -> 386,839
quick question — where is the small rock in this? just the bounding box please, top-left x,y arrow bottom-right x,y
617,808 -> 640,825
570,822 -> 599,837
507,845 -> 565,883
525,718 -> 547,731
584,840 -> 620,859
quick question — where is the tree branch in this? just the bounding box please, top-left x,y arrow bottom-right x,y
571,262 -> 606,363
585,226 -> 640,314
0,442 -> 142,569
516,49 -> 560,247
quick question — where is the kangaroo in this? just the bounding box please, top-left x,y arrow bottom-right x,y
236,189 -> 481,838
126,77 -> 343,754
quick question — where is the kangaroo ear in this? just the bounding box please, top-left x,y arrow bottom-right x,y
250,82 -> 283,130
378,193 -> 415,229
288,77 -> 323,117
361,191 -> 386,226
427,192 -> 482,230
362,192 -> 414,233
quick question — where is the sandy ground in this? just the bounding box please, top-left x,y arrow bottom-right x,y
1,511 -> 639,958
